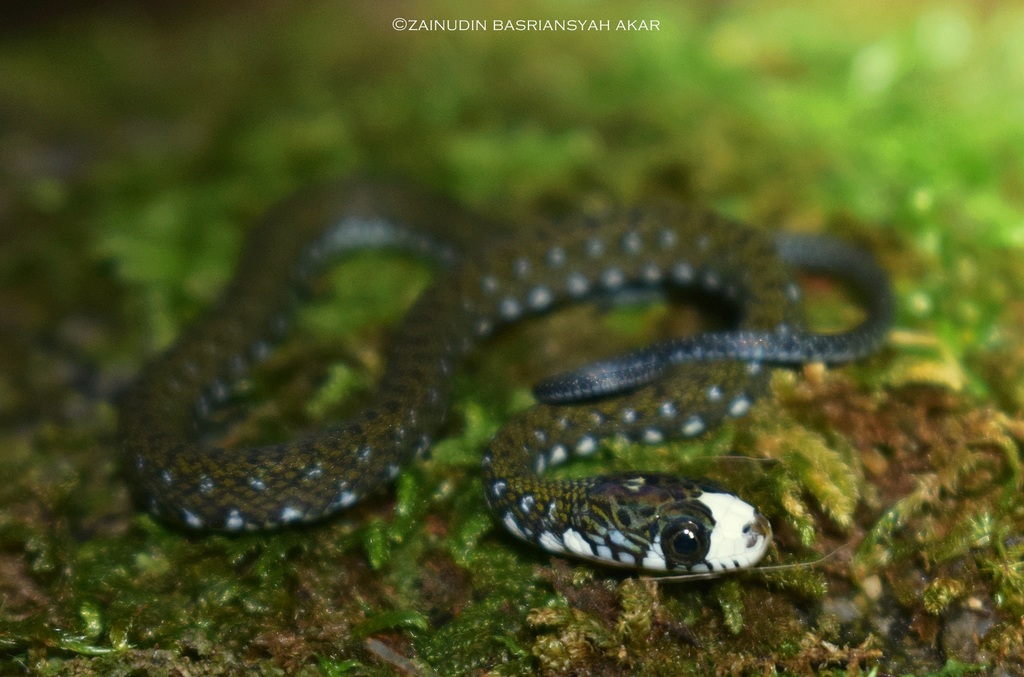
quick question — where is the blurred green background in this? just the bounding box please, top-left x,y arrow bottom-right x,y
1,1 -> 1023,675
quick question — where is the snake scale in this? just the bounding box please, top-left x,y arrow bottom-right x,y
120,179 -> 893,573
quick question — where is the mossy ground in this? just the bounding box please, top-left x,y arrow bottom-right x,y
2,1 -> 1023,675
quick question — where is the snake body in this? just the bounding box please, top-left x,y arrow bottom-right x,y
120,179 -> 892,573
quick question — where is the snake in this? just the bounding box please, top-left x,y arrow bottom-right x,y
120,178 -> 893,574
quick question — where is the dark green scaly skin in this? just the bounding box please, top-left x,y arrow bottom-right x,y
474,212 -> 790,570
121,179 -> 888,572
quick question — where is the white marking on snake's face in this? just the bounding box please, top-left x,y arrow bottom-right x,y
562,528 -> 594,558
697,492 -> 771,571
503,511 -> 527,540
641,538 -> 667,570
539,530 -> 566,553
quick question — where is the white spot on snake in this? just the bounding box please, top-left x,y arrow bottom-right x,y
210,380 -> 228,403
609,529 -> 628,546
160,470 -> 173,486
747,362 -> 762,375
481,452 -> 493,467
728,395 -> 752,417
706,385 -> 723,402
643,428 -> 664,443
566,272 -> 589,297
702,271 -> 721,289
491,480 -> 507,497
249,477 -> 266,492
601,267 -> 625,289
641,262 -> 663,283
671,262 -> 694,283
549,444 -> 568,465
575,435 -> 597,456
682,415 -> 706,437
528,286 -> 553,310
590,411 -> 605,425
539,530 -> 566,553
305,463 -> 324,480
659,229 -> 678,249
280,505 -> 303,523
586,237 -> 604,258
474,318 -> 493,337
520,494 -> 535,514
333,490 -> 357,508
546,246 -> 566,267
697,234 -> 710,252
659,401 -> 677,418
225,509 -> 244,531
534,455 -> 547,473
357,446 -> 372,463
499,297 -> 522,320
618,551 -> 636,565
513,257 -> 531,278
251,340 -> 271,362
787,282 -> 802,301
621,408 -> 637,424
180,509 -> 204,529
480,275 -> 499,294
386,464 -> 400,479
533,429 -> 548,444
621,231 -> 642,254
198,475 -> 214,495
596,544 -> 613,560
271,314 -> 288,335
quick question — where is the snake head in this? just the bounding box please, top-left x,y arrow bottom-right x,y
575,474 -> 772,572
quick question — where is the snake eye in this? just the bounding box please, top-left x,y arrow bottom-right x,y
662,519 -> 709,566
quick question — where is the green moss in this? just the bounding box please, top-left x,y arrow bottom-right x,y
2,0 -> 1024,674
